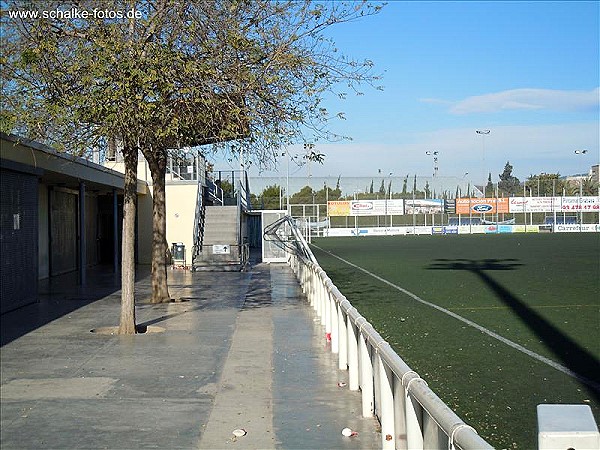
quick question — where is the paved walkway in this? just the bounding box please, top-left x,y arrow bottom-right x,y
1,259 -> 380,449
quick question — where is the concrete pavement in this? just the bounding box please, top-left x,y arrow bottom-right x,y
1,259 -> 380,449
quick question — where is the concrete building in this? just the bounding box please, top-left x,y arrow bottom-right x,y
1,132 -> 255,314
0,133 -> 149,314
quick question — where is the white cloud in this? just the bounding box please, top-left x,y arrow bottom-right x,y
449,88 -> 599,114
281,122 -> 600,182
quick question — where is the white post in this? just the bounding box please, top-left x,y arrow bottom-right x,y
394,376 -> 408,450
378,355 -> 395,449
347,319 -> 359,391
324,284 -> 331,334
322,281 -> 329,328
405,386 -> 424,449
359,334 -> 374,417
338,304 -> 348,370
330,292 -> 339,354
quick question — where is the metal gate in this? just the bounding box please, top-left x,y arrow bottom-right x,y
261,210 -> 288,263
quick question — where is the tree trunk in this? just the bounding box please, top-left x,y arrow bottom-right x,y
119,145 -> 138,334
148,152 -> 171,303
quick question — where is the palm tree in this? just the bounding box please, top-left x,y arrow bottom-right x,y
581,176 -> 600,196
565,176 -> 598,196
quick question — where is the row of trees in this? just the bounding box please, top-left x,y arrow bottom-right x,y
1,1 -> 383,333
250,161 -> 598,208
493,162 -> 598,197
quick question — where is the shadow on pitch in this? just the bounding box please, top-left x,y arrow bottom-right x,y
428,258 -> 600,400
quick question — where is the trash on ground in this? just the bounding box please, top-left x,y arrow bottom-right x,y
337,381 -> 347,387
232,429 -> 247,437
341,427 -> 358,437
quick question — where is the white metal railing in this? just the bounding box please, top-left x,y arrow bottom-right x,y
285,237 -> 494,450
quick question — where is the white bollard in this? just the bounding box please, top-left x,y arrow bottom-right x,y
537,404 -> 599,450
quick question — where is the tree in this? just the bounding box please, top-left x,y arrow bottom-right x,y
378,179 -> 386,196
259,184 -> 283,209
581,176 -> 599,196
2,0 -> 383,330
369,180 -> 374,194
485,172 -> 494,196
498,162 -> 521,196
424,181 -> 431,199
526,173 -> 565,197
401,175 -> 409,198
566,176 -> 599,196
290,185 -> 315,205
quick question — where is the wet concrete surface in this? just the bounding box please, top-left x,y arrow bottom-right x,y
1,259 -> 380,449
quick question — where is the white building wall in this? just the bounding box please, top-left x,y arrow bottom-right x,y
165,183 -> 199,266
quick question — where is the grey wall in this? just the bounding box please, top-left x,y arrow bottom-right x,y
1,168 -> 39,314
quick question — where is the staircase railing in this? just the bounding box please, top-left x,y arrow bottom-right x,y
237,170 -> 251,269
207,179 -> 224,206
191,177 -> 205,269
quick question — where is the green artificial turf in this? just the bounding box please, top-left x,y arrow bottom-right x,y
312,233 -> 600,450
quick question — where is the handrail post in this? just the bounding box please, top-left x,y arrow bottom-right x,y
359,332 -> 374,417
337,303 -> 348,369
347,319 -> 359,391
324,280 -> 331,333
330,287 -> 339,354
405,384 -> 424,449
394,375 -> 408,450
424,413 -> 447,449
377,354 -> 395,449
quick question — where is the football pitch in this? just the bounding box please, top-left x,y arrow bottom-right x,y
311,233 -> 600,450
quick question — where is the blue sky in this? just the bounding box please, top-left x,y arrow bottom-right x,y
214,1 -> 599,185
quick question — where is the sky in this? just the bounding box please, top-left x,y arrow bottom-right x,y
210,1 -> 599,186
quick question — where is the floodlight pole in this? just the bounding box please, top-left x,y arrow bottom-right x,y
574,149 -> 588,229
286,150 -> 290,215
388,172 -> 393,227
476,130 -> 490,196
425,151 -> 439,178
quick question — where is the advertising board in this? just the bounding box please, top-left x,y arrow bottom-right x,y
508,196 -> 600,213
328,199 -> 404,216
560,196 -> 600,212
405,199 -> 443,214
554,224 -> 600,233
327,201 -> 351,217
456,198 -> 509,214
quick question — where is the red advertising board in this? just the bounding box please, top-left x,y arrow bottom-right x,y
456,198 -> 509,214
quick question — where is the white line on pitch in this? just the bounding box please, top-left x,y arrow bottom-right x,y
312,244 -> 600,392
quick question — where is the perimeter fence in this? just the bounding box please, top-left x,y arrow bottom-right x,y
265,216 -> 494,450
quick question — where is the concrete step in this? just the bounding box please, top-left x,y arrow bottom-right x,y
195,205 -> 241,271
